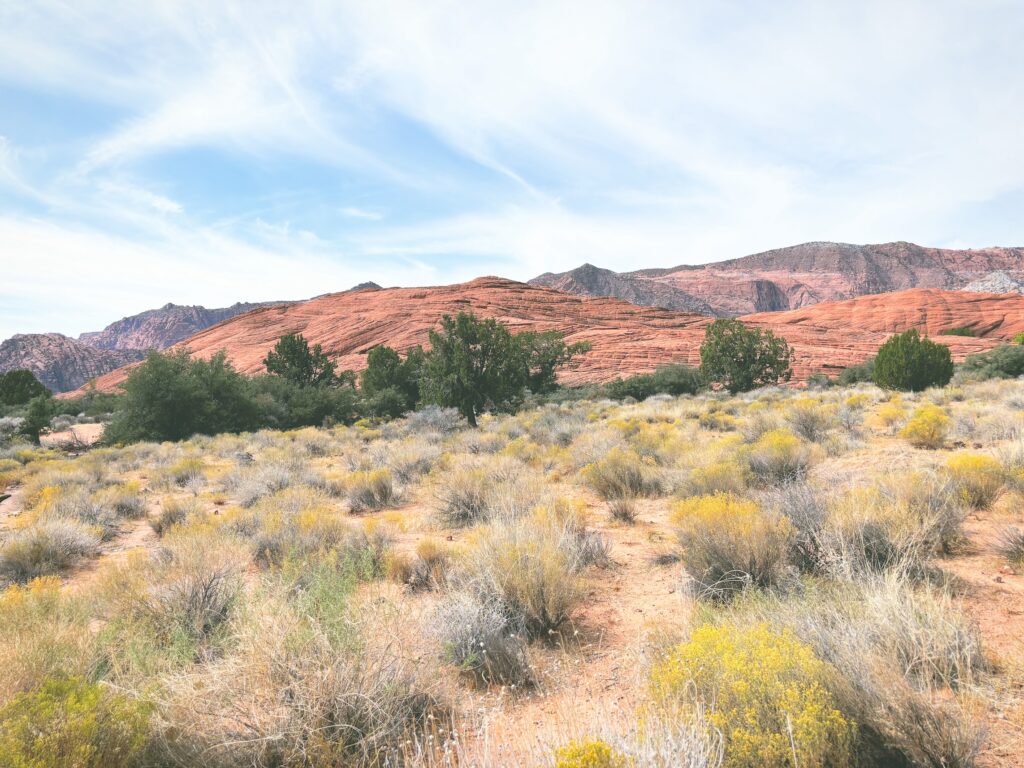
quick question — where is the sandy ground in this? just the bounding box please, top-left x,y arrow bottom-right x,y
1,436 -> 1022,766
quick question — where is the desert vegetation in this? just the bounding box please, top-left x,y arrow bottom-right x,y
1,365 -> 1023,767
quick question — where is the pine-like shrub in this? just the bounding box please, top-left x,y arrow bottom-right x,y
873,330 -> 953,391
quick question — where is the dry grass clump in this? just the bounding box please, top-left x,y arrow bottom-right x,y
158,563 -> 439,768
390,537 -> 452,592
150,497 -> 203,537
671,494 -> 793,598
608,498 -> 637,524
944,453 -> 1005,510
785,397 -> 838,442
650,622 -> 853,768
162,456 -> 206,489
0,576 -> 96,702
251,513 -> 391,574
760,481 -> 828,573
742,429 -> 813,486
899,404 -> 951,449
433,589 -> 533,688
105,535 -> 244,658
346,468 -> 402,512
452,503 -> 603,640
0,520 -> 100,583
434,457 -> 546,527
681,457 -> 750,497
582,447 -> 662,500
877,471 -> 968,556
995,526 -> 1024,566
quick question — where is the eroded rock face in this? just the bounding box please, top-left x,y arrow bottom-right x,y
78,302 -> 282,351
78,278 -> 1021,395
531,241 -> 1024,315
0,334 -> 145,393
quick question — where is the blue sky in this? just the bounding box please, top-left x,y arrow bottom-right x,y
1,1 -> 1023,339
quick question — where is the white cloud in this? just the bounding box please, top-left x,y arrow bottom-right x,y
0,0 -> 1022,337
340,207 -> 384,221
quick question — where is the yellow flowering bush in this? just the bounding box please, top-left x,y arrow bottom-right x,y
684,459 -> 750,496
743,429 -> 812,485
671,493 -> 793,595
650,623 -> 853,768
945,453 -> 1004,510
899,404 -> 950,449
346,468 -> 399,512
554,739 -> 632,768
0,676 -> 152,768
875,400 -> 907,431
164,457 -> 205,487
582,448 -> 661,500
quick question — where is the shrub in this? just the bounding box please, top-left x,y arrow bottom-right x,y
434,590 -> 532,687
743,429 -> 812,485
583,448 -> 662,500
104,350 -> 260,444
671,494 -> 794,598
604,364 -> 705,401
0,577 -> 96,702
837,356 -> 875,385
0,369 -> 50,406
346,469 -> 400,512
0,676 -> 151,768
785,398 -> 836,442
874,329 -> 954,391
699,319 -> 793,394
941,326 -> 976,337
944,453 -> 1005,510
899,404 -> 950,449
150,498 -> 201,537
0,521 -> 100,583
761,481 -> 828,573
683,458 -> 750,496
457,506 -> 595,638
608,498 -> 637,524
434,465 -> 492,526
554,739 -> 631,768
165,457 -> 204,487
996,526 -> 1024,565
650,623 -> 853,768
957,344 -> 1024,381
262,332 -> 338,386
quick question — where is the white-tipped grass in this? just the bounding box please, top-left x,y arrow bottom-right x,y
0,519 -> 100,583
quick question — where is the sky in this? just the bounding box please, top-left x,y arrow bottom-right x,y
1,1 -> 1023,339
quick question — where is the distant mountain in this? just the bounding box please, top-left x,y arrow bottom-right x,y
0,334 -> 145,394
530,263 -> 714,315
2,301 -> 283,393
530,241 -> 1024,316
961,271 -> 1024,294
78,301 -> 281,351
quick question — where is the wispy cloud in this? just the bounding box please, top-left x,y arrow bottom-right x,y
340,207 -> 384,221
0,1 -> 1022,338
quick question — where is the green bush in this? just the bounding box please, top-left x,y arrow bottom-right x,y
957,344 -> 1024,381
604,364 -> 705,400
0,676 -> 151,768
873,330 -> 953,391
941,326 -> 976,337
262,332 -> 338,386
699,319 -> 793,394
360,345 -> 424,416
837,356 -> 875,385
0,370 -> 50,406
104,350 -> 260,443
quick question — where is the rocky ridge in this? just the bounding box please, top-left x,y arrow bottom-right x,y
78,277 -> 1019,395
531,241 -> 1024,315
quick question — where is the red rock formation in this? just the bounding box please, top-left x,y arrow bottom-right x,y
532,241 -> 1024,316
76,278 -> 1020,395
0,334 -> 145,393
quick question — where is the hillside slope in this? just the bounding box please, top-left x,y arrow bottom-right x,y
78,301 -> 282,351
0,334 -> 145,393
79,278 -> 1017,394
531,241 -> 1024,315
